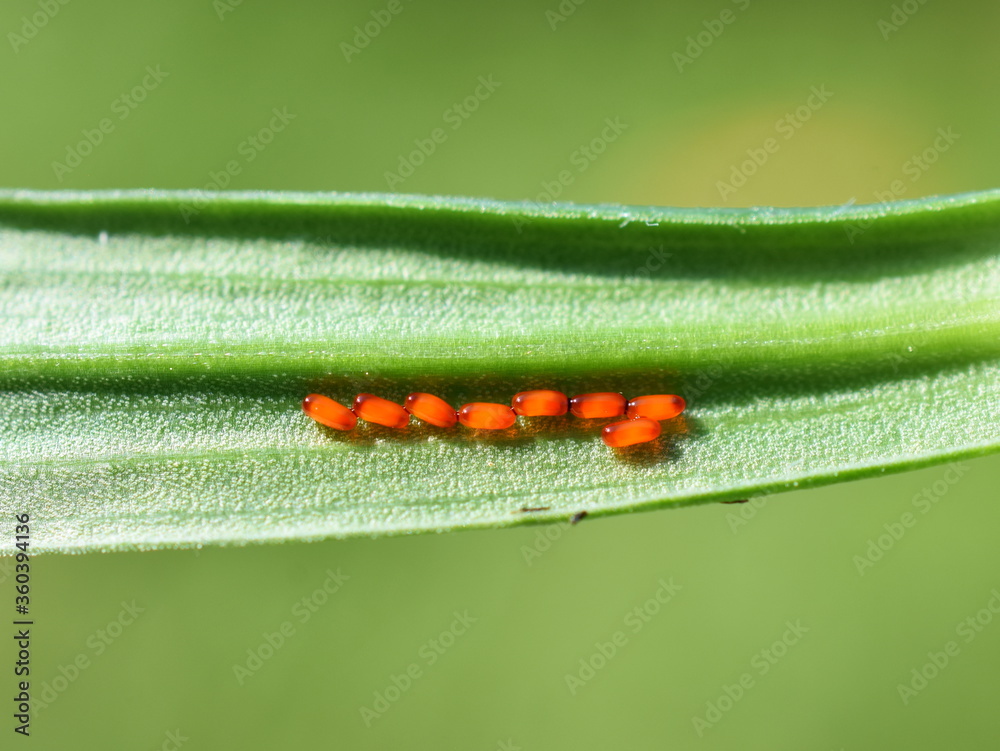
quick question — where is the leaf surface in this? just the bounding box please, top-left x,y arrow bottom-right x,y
1,189 -> 998,552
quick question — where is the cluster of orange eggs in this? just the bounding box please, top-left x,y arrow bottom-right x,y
302,390 -> 685,447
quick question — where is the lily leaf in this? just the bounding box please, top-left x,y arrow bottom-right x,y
1,189 -> 998,553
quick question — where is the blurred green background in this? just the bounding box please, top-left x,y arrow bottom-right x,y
3,0 -> 1000,748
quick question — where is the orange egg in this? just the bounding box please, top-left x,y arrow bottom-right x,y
626,394 -> 686,421
302,394 -> 357,431
353,393 -> 410,429
601,417 -> 661,447
457,402 -> 517,430
568,392 -> 626,419
511,389 -> 569,416
404,392 -> 457,428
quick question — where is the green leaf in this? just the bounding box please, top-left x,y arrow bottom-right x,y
1,189 -> 998,553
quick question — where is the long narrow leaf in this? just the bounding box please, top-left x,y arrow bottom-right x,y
1,189 -> 997,552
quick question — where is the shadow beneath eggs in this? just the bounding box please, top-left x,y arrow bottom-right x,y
609,414 -> 695,467
316,415 -> 595,446
312,412 -> 695,467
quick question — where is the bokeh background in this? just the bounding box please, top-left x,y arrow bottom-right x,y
3,0 -> 1000,748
